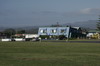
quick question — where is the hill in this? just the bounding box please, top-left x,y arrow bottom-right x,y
63,20 -> 97,29
0,20 -> 97,32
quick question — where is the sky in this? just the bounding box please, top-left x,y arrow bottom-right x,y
0,0 -> 100,27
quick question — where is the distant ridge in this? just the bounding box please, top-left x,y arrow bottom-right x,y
63,20 -> 97,29
0,20 -> 97,31
0,27 -> 7,31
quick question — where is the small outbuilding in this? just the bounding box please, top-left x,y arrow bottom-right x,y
87,30 -> 100,39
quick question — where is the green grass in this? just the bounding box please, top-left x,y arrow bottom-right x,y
42,39 -> 100,42
0,42 -> 100,66
69,39 -> 100,41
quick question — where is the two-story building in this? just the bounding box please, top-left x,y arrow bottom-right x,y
38,27 -> 86,39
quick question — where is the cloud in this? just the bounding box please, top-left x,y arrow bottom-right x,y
80,8 -> 100,14
62,8 -> 100,18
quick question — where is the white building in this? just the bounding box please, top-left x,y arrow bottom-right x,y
25,34 -> 39,38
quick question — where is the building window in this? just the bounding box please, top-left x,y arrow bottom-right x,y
60,29 -> 66,33
51,29 -> 57,33
40,29 -> 47,33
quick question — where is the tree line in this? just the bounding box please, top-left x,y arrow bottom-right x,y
0,28 -> 38,38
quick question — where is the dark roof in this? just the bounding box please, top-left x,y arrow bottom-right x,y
88,30 -> 100,33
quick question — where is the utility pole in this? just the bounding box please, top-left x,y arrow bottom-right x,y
57,22 -> 59,40
57,22 -> 59,27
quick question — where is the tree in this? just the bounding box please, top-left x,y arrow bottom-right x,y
97,15 -> 100,30
17,30 -> 26,34
3,28 -> 16,38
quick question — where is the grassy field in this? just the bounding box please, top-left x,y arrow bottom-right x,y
0,42 -> 100,66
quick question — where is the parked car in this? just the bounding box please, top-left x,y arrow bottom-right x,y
31,37 -> 40,41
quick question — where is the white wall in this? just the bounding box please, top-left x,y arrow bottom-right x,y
1,39 -> 11,41
87,33 -> 93,37
14,38 -> 25,41
25,34 -> 39,38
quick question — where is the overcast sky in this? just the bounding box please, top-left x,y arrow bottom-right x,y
0,0 -> 100,27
